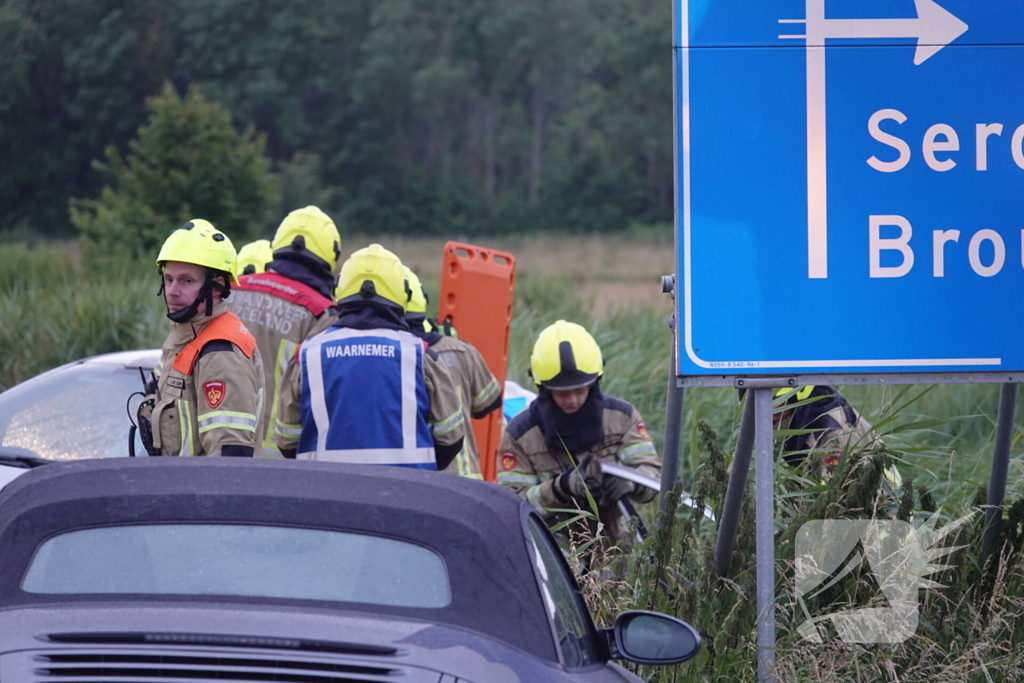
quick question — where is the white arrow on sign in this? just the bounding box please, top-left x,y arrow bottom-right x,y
779,0 -> 969,278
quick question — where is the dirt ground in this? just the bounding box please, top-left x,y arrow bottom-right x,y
345,234 -> 676,316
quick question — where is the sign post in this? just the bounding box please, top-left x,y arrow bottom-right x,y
753,387 -> 775,680
671,0 -> 1023,678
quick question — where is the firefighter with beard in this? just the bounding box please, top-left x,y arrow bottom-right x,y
231,206 -> 340,457
275,245 -> 465,468
403,266 -> 502,479
497,320 -> 661,539
137,220 -> 263,457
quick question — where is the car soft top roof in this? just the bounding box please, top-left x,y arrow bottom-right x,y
0,458 -> 557,661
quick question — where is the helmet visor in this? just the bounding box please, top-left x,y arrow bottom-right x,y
539,370 -> 600,391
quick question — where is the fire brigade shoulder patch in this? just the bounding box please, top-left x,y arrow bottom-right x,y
203,380 -> 226,409
500,451 -> 517,471
637,421 -> 650,440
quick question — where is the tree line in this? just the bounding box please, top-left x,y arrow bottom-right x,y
1,0 -> 672,238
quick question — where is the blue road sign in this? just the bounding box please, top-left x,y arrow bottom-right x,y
674,0 -> 1024,377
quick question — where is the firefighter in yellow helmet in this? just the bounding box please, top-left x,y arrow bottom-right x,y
236,239 -> 273,276
276,245 -> 465,469
231,206 -> 340,457
497,321 -> 661,539
773,385 -> 897,491
403,266 -> 501,479
773,385 -> 880,473
137,220 -> 264,457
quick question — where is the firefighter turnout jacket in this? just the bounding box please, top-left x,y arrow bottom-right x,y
417,331 -> 501,478
497,387 -> 660,533
232,271 -> 335,457
276,315 -> 466,469
148,302 -> 264,456
778,385 -> 880,473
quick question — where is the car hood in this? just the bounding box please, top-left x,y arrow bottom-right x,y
0,602 -> 578,683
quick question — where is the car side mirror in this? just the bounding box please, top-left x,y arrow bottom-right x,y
602,610 -> 701,665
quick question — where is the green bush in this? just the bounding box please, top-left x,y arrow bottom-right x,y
71,82 -> 278,266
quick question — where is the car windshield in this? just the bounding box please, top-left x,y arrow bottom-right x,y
22,524 -> 451,608
0,363 -> 150,460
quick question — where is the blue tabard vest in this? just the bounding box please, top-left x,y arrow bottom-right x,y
296,326 -> 436,469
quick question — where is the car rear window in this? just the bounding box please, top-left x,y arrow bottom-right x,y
22,524 -> 450,608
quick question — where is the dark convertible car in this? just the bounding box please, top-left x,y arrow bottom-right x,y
0,458 -> 698,682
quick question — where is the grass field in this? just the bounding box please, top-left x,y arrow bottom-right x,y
353,231 -> 676,315
2,235 -> 1022,681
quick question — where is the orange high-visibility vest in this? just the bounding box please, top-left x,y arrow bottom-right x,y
172,312 -> 257,375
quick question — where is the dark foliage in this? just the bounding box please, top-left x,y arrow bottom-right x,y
1,0 -> 672,236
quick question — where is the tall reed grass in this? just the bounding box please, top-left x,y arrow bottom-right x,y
577,421 -> 1024,682
0,244 -> 166,391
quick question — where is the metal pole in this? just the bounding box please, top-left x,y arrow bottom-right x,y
715,393 -> 756,576
982,383 -> 1016,561
660,344 -> 685,509
754,388 -> 776,683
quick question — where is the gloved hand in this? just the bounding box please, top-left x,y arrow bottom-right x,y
597,473 -> 636,506
554,455 -> 603,505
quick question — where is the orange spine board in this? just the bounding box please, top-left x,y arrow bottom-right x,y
437,242 -> 516,482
